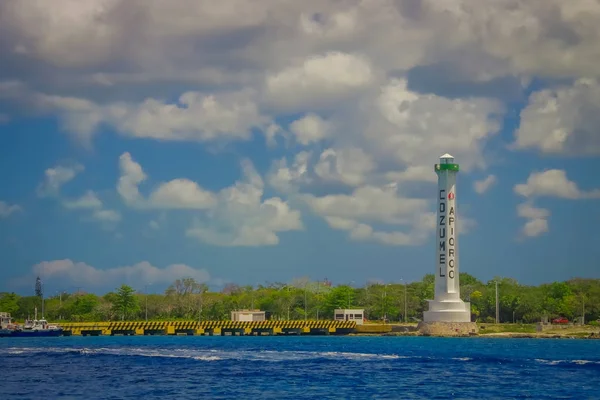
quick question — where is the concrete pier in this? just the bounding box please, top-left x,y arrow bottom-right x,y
57,320 -> 356,336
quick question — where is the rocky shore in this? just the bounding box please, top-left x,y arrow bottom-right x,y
352,323 -> 600,339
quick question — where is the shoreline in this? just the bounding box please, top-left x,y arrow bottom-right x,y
353,322 -> 600,339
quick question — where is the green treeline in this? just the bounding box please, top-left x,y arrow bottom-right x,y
1,273 -> 599,324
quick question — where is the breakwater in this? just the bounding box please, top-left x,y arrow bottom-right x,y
58,320 -> 357,336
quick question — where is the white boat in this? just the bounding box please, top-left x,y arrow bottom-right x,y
0,312 -> 18,337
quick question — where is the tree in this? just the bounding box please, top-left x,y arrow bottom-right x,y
323,285 -> 355,317
0,292 -> 20,314
35,276 -> 43,298
112,285 -> 139,320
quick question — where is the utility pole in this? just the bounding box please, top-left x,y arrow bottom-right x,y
404,281 -> 407,323
495,280 -> 499,324
304,284 -> 307,321
145,284 -> 148,322
582,295 -> 585,325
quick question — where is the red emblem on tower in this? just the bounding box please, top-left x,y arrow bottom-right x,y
448,192 -> 455,200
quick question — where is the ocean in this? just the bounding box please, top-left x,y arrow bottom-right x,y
1,336 -> 599,399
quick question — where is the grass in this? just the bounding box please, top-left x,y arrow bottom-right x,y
477,323 -> 537,333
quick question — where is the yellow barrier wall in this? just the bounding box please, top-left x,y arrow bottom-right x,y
58,320 -> 356,336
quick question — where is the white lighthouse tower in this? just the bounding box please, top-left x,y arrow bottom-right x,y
422,153 -> 471,323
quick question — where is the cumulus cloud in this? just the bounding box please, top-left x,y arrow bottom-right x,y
265,51 -> 374,112
148,179 -> 217,210
3,0 -> 600,96
514,169 -> 599,238
0,200 -> 21,218
314,148 -> 375,187
62,190 -> 103,209
267,151 -> 312,194
303,185 -> 431,246
36,164 -> 121,228
360,78 -> 504,171
186,160 -> 303,247
514,79 -> 600,155
289,113 -> 332,145
34,90 -> 270,147
517,202 -> 550,238
37,163 -> 84,197
117,152 -> 221,210
4,0 -> 600,252
474,175 -> 497,194
514,169 -> 600,199
117,152 -> 303,246
12,259 -> 211,290
304,184 -> 476,246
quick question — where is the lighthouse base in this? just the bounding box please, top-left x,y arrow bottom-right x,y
423,298 -> 471,323
417,321 -> 478,336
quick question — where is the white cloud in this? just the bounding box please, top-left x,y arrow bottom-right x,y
62,190 -> 102,209
0,201 -> 21,218
522,218 -> 549,238
385,166 -> 437,184
265,52 -> 374,112
474,175 -> 497,194
91,209 -> 121,222
514,79 -> 600,155
41,169 -> 121,227
289,113 -> 331,145
117,152 -> 224,210
517,202 -> 550,238
303,185 -> 431,246
35,90 -> 269,146
37,163 -> 84,197
514,169 -> 600,199
517,202 -> 550,220
6,0 -> 600,252
3,0 -> 600,100
117,152 -> 147,206
186,160 -> 303,246
314,147 -> 375,187
362,78 -> 504,171
13,259 -> 211,289
513,169 -> 600,239
148,179 -> 217,210
267,151 -> 312,194
117,152 -> 303,246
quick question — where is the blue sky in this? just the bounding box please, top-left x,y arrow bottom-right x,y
1,0 -> 599,295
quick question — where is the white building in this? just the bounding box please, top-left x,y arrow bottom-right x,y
231,310 -> 266,322
334,309 -> 365,325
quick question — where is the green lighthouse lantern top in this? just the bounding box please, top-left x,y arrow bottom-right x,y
434,153 -> 460,172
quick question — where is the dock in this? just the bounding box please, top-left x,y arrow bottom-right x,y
58,320 -> 357,336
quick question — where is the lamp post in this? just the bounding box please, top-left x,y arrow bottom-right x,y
382,283 -> 389,324
145,284 -> 148,322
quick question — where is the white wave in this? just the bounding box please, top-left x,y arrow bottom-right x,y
452,357 -> 473,361
0,346 -> 403,362
535,358 -> 600,366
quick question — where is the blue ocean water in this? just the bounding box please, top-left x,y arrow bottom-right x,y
1,336 -> 599,399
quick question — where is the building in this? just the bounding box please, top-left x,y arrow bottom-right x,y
334,309 -> 365,325
231,309 -> 266,322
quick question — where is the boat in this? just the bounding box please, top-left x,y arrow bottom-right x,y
0,310 -> 63,337
10,318 -> 63,337
0,312 -> 18,337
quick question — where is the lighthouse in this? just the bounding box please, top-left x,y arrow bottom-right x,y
423,153 -> 471,323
